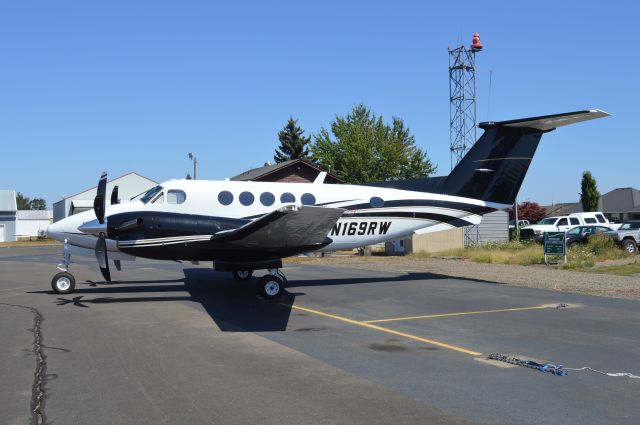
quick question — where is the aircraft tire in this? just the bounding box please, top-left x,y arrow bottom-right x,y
257,275 -> 284,300
51,272 -> 76,294
232,270 -> 253,281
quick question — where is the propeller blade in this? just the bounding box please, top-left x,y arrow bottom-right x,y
95,233 -> 111,281
110,185 -> 119,205
94,172 -> 107,224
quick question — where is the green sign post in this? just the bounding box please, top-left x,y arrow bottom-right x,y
544,231 -> 566,264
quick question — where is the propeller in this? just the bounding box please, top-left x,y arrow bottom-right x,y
93,171 -> 111,281
110,185 -> 119,205
94,172 -> 107,224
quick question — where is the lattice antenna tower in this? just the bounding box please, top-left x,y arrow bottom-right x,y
448,33 -> 483,169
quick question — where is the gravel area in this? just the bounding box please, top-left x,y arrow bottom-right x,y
287,256 -> 640,300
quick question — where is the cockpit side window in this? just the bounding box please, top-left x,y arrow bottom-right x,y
151,192 -> 164,204
140,185 -> 164,204
167,190 -> 186,204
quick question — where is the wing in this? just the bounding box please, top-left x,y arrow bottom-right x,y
212,205 -> 344,249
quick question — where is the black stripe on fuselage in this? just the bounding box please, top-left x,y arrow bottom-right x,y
343,199 -> 494,215
345,211 -> 475,227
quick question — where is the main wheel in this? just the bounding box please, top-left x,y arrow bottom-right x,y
257,274 -> 284,300
622,239 -> 638,254
51,272 -> 76,294
232,270 -> 253,281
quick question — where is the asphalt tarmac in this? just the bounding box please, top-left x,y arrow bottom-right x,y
1,246 -> 638,425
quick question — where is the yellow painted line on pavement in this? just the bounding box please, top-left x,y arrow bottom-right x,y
364,305 -> 550,324
289,304 -> 482,356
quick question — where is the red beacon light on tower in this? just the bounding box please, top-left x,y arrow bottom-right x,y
470,33 -> 483,51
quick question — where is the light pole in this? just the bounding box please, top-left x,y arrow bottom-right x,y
188,152 -> 197,180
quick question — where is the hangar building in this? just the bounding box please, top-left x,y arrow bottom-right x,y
53,172 -> 157,222
0,190 -> 17,242
16,210 -> 53,239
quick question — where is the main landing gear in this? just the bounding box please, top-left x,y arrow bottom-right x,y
232,268 -> 287,300
51,239 -> 76,294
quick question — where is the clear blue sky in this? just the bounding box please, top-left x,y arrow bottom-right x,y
1,0 -> 637,207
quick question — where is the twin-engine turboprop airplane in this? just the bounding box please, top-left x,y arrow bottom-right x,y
47,110 -> 609,299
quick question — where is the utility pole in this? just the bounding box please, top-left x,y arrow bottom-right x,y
188,152 -> 197,180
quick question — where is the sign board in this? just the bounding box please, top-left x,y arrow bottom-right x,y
544,231 -> 566,264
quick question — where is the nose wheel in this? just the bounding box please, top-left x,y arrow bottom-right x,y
51,271 -> 76,294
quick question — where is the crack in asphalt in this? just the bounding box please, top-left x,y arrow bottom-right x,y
0,303 -> 48,425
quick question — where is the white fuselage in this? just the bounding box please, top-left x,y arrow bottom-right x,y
48,178 -> 502,256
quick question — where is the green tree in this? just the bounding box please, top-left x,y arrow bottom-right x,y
29,198 -> 47,210
580,171 -> 600,212
311,104 -> 435,184
274,117 -> 311,163
16,192 -> 30,210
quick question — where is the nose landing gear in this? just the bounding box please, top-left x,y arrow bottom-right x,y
51,239 -> 76,294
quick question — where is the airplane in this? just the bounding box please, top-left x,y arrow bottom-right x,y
46,110 -> 609,299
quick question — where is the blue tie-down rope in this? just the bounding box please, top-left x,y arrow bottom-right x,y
487,354 -> 640,379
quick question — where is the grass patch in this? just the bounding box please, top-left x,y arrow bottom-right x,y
433,236 -> 632,269
434,240 -> 544,266
585,260 -> 640,276
0,238 -> 60,247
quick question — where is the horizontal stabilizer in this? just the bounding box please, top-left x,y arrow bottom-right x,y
479,109 -> 610,132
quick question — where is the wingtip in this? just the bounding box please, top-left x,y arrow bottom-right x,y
589,109 -> 611,117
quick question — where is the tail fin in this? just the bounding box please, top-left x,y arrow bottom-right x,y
371,110 -> 609,205
443,110 -> 609,205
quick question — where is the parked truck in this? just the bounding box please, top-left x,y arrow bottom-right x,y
520,212 -> 610,242
604,223 -> 640,254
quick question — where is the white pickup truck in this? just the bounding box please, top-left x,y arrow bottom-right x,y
519,212 -> 611,242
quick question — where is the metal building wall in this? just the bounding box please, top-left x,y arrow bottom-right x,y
477,210 -> 509,244
0,213 -> 17,242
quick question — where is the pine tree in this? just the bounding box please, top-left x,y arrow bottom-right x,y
580,171 -> 600,212
274,117 -> 311,163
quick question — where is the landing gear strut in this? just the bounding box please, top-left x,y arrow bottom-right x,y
52,239 -> 76,294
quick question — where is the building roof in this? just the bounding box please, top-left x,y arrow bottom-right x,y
0,190 -> 17,212
231,158 -> 343,182
16,210 -> 53,220
601,187 -> 640,213
542,202 -> 583,216
63,172 -> 158,199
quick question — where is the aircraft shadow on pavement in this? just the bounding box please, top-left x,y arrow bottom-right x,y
29,269 -> 300,332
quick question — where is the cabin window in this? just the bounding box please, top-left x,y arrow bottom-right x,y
370,197 -> 384,208
585,217 -> 597,224
570,217 -> 580,225
596,214 -> 606,223
239,191 -> 255,206
218,191 -> 233,206
280,192 -> 295,203
260,192 -> 275,206
556,218 -> 568,226
167,190 -> 186,204
301,193 -> 316,205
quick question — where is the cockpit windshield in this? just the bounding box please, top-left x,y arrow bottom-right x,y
139,185 -> 164,204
